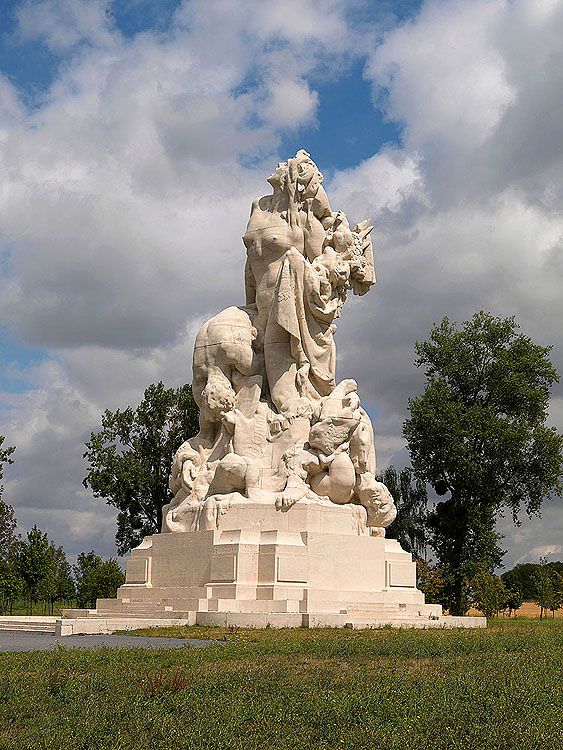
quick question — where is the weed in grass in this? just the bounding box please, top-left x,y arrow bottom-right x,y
133,669 -> 191,698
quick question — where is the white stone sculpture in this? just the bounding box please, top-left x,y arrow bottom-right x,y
71,150 -> 485,630
162,149 -> 396,536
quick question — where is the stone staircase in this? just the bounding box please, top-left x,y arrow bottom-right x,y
0,617 -> 57,634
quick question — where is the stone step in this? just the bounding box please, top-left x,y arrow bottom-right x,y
92,611 -> 194,619
95,601 -> 207,616
336,605 -> 441,615
97,598 -> 207,611
0,618 -> 57,634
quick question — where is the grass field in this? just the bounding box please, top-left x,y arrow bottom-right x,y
0,619 -> 561,749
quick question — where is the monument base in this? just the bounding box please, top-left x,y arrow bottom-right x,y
65,503 -> 484,630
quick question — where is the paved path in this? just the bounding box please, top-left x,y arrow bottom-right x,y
0,631 -> 221,653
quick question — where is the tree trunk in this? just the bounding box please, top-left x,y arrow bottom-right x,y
447,498 -> 469,617
449,571 -> 466,617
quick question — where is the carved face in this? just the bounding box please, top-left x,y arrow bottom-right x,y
202,378 -> 235,418
267,162 -> 288,190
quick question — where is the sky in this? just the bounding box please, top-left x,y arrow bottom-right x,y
0,0 -> 561,569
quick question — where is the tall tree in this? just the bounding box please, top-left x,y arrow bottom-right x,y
415,559 -> 446,605
16,526 -> 52,613
0,436 -> 15,491
73,550 -> 103,609
380,466 -> 428,559
470,569 -> 508,619
533,558 -> 563,619
404,312 -> 562,615
91,560 -> 125,602
0,439 -> 18,606
0,561 -> 23,614
502,561 -> 563,601
504,588 -> 524,618
43,544 -> 75,614
83,382 -> 199,554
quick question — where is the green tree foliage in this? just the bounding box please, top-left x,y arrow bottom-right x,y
415,559 -> 446,605
0,500 -> 18,563
504,588 -> 524,617
380,466 -> 428,559
43,544 -> 75,613
470,569 -> 509,619
548,573 -> 563,617
93,560 -> 126,600
404,312 -> 562,616
0,441 -> 22,613
0,560 -> 23,614
15,526 -> 52,613
83,382 -> 199,554
0,435 -> 15,494
73,550 -> 103,608
533,558 -> 563,619
73,550 -> 125,608
0,437 -> 16,557
502,563 -> 544,600
502,561 -> 563,601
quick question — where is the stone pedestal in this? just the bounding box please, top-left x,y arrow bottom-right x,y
87,503 -> 484,628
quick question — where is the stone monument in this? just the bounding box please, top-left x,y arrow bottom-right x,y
67,151 -> 483,631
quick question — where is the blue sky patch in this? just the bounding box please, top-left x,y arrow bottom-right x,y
0,326 -> 48,393
280,58 -> 402,174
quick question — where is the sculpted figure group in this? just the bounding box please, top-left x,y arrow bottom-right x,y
163,150 -> 397,534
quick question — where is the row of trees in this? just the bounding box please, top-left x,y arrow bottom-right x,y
0,495 -> 124,615
1,433 -> 125,615
468,559 -> 563,619
0,522 -> 124,615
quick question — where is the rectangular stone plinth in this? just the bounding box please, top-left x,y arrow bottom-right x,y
76,510 -> 484,630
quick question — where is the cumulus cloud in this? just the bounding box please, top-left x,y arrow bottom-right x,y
0,0 -> 362,352
0,0 -> 561,567
369,0 -> 516,151
367,0 -> 563,210
330,0 -> 563,562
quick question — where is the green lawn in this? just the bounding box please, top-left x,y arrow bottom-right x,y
0,619 -> 561,749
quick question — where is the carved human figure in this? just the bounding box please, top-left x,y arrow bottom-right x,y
243,150 -> 367,418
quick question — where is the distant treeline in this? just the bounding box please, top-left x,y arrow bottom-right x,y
501,561 -> 563,601
0,499 -> 124,615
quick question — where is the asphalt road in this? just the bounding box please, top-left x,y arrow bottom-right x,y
0,631 -> 221,652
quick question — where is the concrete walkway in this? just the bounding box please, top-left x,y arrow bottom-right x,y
0,631 -> 221,653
